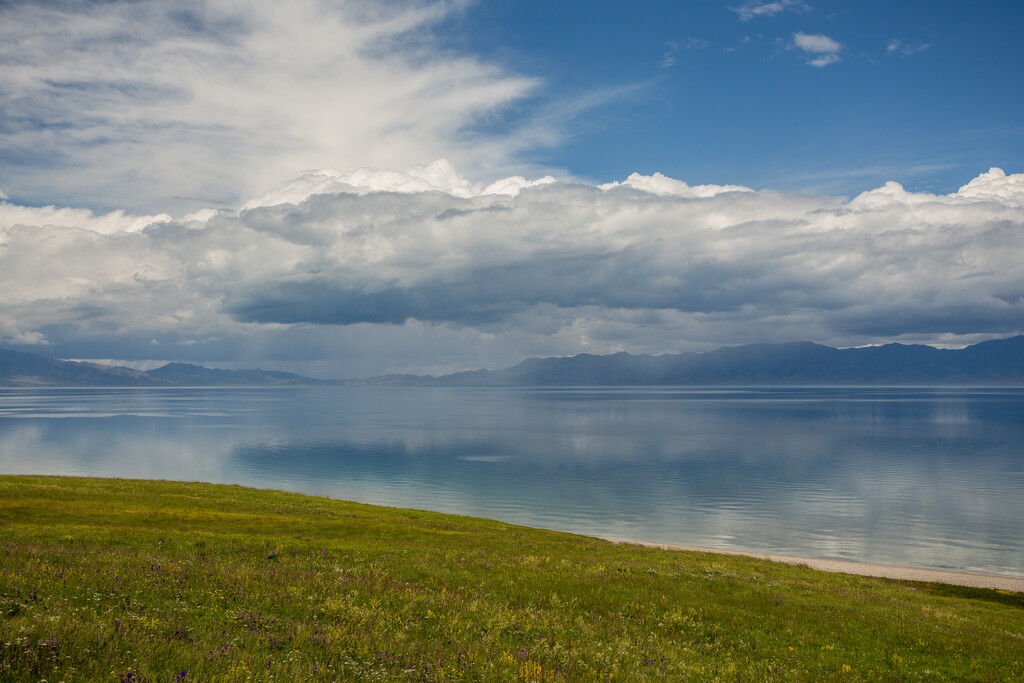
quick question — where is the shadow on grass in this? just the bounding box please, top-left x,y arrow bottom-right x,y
898,581 -> 1024,609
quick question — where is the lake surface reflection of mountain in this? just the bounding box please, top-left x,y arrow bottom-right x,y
2,386 -> 1022,577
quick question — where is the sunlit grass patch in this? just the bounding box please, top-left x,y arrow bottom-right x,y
1,475 -> 1022,681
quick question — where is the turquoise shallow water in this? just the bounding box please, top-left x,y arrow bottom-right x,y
1,385 -> 1022,577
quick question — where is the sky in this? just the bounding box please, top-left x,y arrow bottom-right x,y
1,0 -> 1022,378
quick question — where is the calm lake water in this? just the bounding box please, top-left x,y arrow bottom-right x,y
1,386 -> 1022,577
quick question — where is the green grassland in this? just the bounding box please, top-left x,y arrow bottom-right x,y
1,476 -> 1022,681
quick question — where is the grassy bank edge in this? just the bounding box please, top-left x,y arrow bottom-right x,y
2,474 -> 1023,682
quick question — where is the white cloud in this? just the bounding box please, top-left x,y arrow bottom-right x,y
598,172 -> 754,198
1,164 -> 1022,376
1,329 -> 49,346
955,167 -> 1024,206
887,39 -> 932,56
0,203 -> 172,235
0,0 -> 541,213
807,54 -> 840,67
793,33 -> 841,54
661,42 -> 679,68
792,32 -> 841,66
662,38 -> 709,66
732,1 -> 810,21
242,159 -> 556,210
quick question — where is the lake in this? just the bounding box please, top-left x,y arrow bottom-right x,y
1,385 -> 1022,577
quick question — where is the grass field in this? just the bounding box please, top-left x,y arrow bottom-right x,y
1,475 -> 1022,681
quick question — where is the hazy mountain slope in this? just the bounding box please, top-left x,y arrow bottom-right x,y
4,336 -> 1023,386
145,363 -> 317,386
412,336 -> 1024,386
0,351 -> 320,387
0,348 -> 167,386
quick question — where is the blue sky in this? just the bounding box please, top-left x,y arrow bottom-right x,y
440,0 -> 1023,195
0,0 -> 1022,377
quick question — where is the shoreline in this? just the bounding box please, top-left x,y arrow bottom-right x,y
604,538 -> 1024,592
5,474 -> 1021,592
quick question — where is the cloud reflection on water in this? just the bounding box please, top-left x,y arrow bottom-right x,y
1,386 -> 1022,576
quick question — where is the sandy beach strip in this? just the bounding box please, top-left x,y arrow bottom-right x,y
604,538 -> 1024,592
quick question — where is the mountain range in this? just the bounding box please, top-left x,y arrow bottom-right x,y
2,336 -> 1023,387
358,336 -> 1024,386
0,349 -> 318,387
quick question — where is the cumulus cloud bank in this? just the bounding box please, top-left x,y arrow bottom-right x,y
2,164 -> 1022,376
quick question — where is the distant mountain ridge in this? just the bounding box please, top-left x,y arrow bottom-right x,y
0,349 -> 321,386
348,336 -> 1024,386
2,336 -> 1023,386
145,363 -> 315,386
